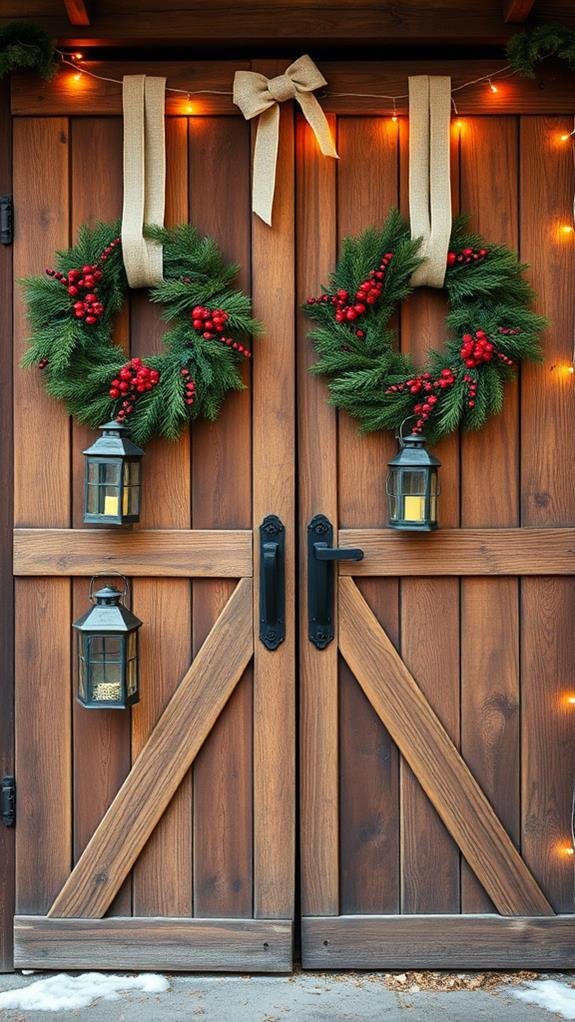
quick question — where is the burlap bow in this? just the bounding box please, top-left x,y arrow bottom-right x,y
234,55 -> 338,226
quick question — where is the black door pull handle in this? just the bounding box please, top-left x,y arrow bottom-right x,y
259,515 -> 285,651
308,515 -> 364,649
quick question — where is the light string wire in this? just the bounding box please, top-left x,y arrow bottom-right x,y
58,49 -> 517,107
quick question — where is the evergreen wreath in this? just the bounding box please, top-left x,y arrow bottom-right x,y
22,220 -> 260,445
303,210 -> 545,443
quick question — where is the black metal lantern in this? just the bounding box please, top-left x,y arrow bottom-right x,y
73,580 -> 142,709
83,421 -> 144,526
386,430 -> 441,531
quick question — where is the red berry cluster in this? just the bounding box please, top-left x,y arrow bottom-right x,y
460,329 -> 495,368
109,357 -> 160,422
46,262 -> 105,325
447,246 -> 488,267
307,252 -> 393,339
386,368 -> 456,433
180,367 -> 196,406
38,358 -> 48,369
99,237 -> 121,263
191,304 -> 229,339
463,373 -> 478,408
190,304 -> 252,359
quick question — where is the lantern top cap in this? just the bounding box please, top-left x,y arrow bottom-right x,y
82,421 -> 144,458
94,585 -> 123,605
388,432 -> 441,468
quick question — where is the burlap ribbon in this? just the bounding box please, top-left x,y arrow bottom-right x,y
409,76 -> 452,288
121,75 -> 166,288
233,55 -> 338,226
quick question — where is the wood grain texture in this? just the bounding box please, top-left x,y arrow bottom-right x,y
12,62 -> 575,117
48,579 -> 253,919
64,0 -> 90,25
0,77 -> 14,972
502,0 -> 535,21
13,529 -> 252,577
460,116 -> 520,912
251,69 -> 296,920
70,115 -> 131,919
14,916 -> 292,972
297,114 -> 339,917
337,528 -> 575,574
337,116 -> 400,916
338,577 -> 553,916
520,117 -> 575,912
302,915 -> 575,969
189,116 -> 253,919
13,118 -> 72,920
131,114 -> 192,918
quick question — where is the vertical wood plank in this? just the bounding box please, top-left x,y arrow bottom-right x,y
337,117 -> 400,914
131,116 -> 193,917
70,117 -> 131,917
460,117 -> 520,912
297,115 -> 339,917
13,118 -> 72,915
520,116 -> 575,911
0,77 -> 14,970
252,67 -> 295,919
189,116 -> 253,918
398,115 -> 461,913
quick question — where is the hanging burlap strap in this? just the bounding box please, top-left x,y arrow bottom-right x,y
121,74 -> 166,288
409,75 -> 452,288
233,55 -> 338,226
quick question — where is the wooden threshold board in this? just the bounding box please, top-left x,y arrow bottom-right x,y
338,528 -> 575,575
13,528 -> 252,578
302,915 -> 575,969
14,916 -> 292,972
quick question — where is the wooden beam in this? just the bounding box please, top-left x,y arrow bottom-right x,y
11,61 -> 575,118
64,0 -> 90,26
15,916 -> 292,972
48,578 -> 253,918
338,577 -> 554,917
338,528 -> 575,576
302,915 -> 575,969
13,528 -> 252,578
503,0 -> 535,23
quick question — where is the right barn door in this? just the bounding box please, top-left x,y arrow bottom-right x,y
297,73 -> 575,968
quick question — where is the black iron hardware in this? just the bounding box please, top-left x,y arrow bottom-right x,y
308,514 -> 364,649
0,196 -> 13,245
1,776 -> 15,827
259,515 -> 285,651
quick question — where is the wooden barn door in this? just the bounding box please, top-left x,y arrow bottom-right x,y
298,69 -> 575,969
9,62 -> 294,972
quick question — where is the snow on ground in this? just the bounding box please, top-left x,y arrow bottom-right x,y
514,980 -> 575,1019
0,972 -> 169,1013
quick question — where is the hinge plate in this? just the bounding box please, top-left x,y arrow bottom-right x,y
1,775 -> 15,827
0,196 -> 13,245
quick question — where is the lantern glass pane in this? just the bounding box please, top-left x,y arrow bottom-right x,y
78,636 -> 87,702
86,483 -> 99,514
430,470 -> 438,522
401,469 -> 427,523
126,631 -> 138,698
86,635 -> 124,703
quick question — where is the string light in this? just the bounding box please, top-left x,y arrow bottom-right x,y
391,98 -> 398,124
488,79 -> 499,94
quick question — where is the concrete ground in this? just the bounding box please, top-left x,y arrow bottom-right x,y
0,970 -> 572,1022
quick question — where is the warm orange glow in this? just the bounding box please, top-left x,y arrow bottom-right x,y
561,133 -> 571,142
73,52 -> 84,61
489,81 -> 499,94
561,845 -> 575,856
391,114 -> 398,123
567,694 -> 575,703
561,224 -> 575,235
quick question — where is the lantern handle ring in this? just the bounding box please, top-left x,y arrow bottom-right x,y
89,570 -> 131,607
397,415 -> 419,445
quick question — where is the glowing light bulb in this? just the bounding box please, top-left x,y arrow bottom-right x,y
563,845 -> 575,856
391,114 -> 398,123
561,133 -> 571,142
74,52 -> 84,61
569,367 -> 575,376
74,72 -> 82,82
567,693 -> 575,702
489,81 -> 498,94
561,224 -> 574,235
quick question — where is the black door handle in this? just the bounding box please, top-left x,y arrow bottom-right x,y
259,515 -> 285,651
308,515 -> 364,649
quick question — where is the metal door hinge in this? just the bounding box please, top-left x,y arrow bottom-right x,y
1,776 -> 15,827
308,514 -> 364,649
0,196 -> 13,245
259,515 -> 285,651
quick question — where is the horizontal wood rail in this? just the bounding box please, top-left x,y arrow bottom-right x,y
11,62 -> 575,117
13,528 -> 252,577
14,916 -> 292,972
302,915 -> 575,969
338,528 -> 575,576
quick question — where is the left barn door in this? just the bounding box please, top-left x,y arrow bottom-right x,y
8,66 -> 295,973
